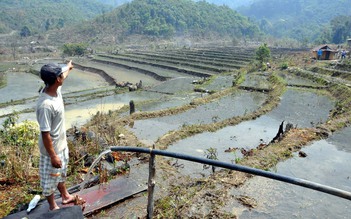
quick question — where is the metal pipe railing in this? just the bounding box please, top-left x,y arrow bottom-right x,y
110,146 -> 351,201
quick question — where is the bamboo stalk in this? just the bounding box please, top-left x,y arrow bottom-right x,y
147,145 -> 156,219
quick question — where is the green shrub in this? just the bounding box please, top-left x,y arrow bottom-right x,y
62,42 -> 88,56
255,43 -> 271,63
280,62 -> 289,70
3,120 -> 39,148
0,115 -> 39,182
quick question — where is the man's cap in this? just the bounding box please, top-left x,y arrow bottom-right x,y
40,63 -> 68,77
39,63 -> 68,83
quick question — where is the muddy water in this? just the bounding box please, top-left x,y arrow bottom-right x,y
0,72 -> 41,102
0,94 -> 124,128
166,89 -> 334,177
0,69 -> 109,100
129,90 -> 267,145
147,77 -> 199,94
268,89 -> 333,127
230,126 -> 351,218
58,69 -> 110,93
241,73 -> 271,89
0,72 -> 201,130
203,75 -> 234,91
0,88 -> 176,128
0,70 -> 109,125
280,72 -> 322,87
0,66 -> 171,128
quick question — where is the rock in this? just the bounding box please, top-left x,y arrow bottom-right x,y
105,153 -> 115,163
298,151 -> 307,157
84,155 -> 95,167
87,131 -> 96,139
118,133 -> 125,139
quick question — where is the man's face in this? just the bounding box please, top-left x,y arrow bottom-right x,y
57,71 -> 68,85
61,70 -> 69,79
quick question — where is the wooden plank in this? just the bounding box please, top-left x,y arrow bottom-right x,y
4,176 -> 147,219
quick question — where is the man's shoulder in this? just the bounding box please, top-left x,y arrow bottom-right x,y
37,94 -> 53,108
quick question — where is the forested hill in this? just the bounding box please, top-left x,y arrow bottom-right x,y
0,0 -> 112,34
195,0 -> 253,9
96,0 -> 130,7
69,0 -> 259,42
98,0 -> 254,9
238,0 -> 351,42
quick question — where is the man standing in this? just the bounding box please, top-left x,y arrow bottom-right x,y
36,60 -> 82,211
341,50 -> 346,59
317,49 -> 323,60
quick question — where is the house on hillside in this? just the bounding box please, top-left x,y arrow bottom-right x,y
312,45 -> 337,60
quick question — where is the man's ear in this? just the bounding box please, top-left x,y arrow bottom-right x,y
56,75 -> 63,83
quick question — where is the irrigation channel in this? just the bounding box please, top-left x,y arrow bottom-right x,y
1,46 -> 351,218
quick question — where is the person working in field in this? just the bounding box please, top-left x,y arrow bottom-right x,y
36,61 -> 85,211
341,50 -> 347,59
317,49 -> 323,60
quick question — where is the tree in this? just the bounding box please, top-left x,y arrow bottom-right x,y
330,16 -> 351,44
20,26 -> 31,37
57,18 -> 65,29
45,19 -> 50,31
11,43 -> 16,60
62,43 -> 88,56
112,0 -> 260,38
255,43 -> 271,63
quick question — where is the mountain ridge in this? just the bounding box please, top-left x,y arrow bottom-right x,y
0,0 -> 112,34
53,0 -> 260,45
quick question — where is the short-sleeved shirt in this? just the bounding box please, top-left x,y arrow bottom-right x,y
36,86 -> 67,156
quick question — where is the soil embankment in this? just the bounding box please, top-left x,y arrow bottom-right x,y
73,63 -> 117,85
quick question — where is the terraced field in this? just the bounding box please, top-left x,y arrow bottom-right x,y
92,47 -> 253,78
1,46 -> 351,218
77,48 -> 351,217
84,48 -> 351,218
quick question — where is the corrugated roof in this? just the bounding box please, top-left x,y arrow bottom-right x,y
312,44 -> 337,52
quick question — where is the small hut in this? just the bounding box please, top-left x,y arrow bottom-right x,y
312,45 -> 337,60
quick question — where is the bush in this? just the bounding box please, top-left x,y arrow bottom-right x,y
62,42 -> 88,56
3,120 -> 39,148
280,62 -> 289,70
0,115 -> 39,182
255,43 -> 271,63
20,26 -> 31,37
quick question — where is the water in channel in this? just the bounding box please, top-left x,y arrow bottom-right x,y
128,90 -> 267,145
230,125 -> 351,218
166,89 -> 334,177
